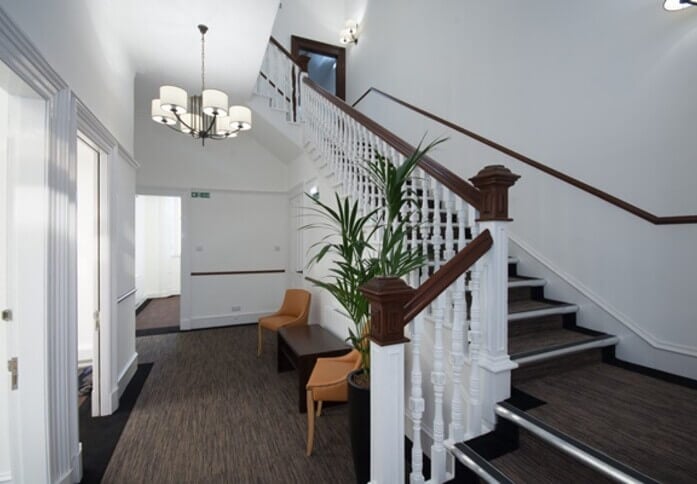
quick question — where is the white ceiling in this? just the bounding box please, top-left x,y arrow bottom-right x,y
113,0 -> 280,103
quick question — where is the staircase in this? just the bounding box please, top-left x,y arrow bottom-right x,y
253,38 -> 697,483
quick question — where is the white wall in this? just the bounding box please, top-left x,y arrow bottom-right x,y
188,190 -> 289,329
2,0 -> 135,152
330,0 -> 697,377
272,0 -> 347,50
135,195 -> 181,307
345,0 -> 697,215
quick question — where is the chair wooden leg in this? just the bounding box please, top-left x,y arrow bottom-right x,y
317,401 -> 323,417
257,324 -> 262,357
306,390 -> 315,456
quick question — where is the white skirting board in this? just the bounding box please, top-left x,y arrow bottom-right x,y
117,352 -> 139,399
187,311 -> 270,330
0,472 -> 12,484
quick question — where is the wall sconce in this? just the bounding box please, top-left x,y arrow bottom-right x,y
664,0 -> 697,10
340,20 -> 359,45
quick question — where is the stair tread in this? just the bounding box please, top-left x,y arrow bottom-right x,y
488,426 -> 615,484
508,298 -> 576,315
509,327 -> 607,358
515,362 -> 697,483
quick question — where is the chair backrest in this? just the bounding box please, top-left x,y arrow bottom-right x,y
280,289 -> 311,321
347,349 -> 362,371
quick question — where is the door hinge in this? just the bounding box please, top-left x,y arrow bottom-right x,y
1,309 -> 12,322
7,357 -> 18,390
94,310 -> 100,330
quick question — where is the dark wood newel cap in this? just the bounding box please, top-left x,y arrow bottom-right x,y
469,165 -> 520,221
360,277 -> 415,346
296,54 -> 310,72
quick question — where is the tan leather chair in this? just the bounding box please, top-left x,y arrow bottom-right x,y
305,349 -> 361,456
257,289 -> 311,356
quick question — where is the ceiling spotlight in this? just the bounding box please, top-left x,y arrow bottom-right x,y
664,0 -> 697,11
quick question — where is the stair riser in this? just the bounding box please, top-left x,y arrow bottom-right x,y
508,285 -> 544,302
513,347 -> 605,385
509,314 -> 566,337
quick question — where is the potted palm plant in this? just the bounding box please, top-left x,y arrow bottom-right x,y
304,138 -> 443,483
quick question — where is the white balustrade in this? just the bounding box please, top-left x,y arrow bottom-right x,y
256,39 -> 516,484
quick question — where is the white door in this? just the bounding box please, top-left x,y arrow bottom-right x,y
0,58 -> 51,484
0,64 -> 14,482
77,136 -> 102,417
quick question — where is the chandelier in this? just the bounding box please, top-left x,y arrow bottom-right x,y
151,24 -> 252,145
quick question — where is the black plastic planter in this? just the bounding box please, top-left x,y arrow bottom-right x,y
348,369 -> 370,483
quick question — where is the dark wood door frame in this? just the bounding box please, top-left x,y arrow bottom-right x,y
291,35 -> 346,100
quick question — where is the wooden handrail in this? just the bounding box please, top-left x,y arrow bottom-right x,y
403,229 -> 493,323
303,77 -> 483,210
269,36 -> 304,69
352,87 -> 697,225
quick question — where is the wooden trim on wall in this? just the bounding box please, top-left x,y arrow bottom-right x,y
190,269 -> 286,276
291,35 -> 346,100
352,87 -> 697,225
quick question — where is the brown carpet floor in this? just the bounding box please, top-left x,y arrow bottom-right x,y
102,325 -> 356,483
136,296 -> 180,330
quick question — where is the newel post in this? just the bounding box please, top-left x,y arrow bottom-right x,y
361,277 -> 415,484
469,165 -> 520,429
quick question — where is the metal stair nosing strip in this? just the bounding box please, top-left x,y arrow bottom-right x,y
495,402 -> 660,484
446,441 -> 514,484
507,278 -> 546,289
508,303 -> 578,322
511,334 -> 619,366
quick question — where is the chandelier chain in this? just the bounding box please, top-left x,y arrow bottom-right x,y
201,28 -> 206,91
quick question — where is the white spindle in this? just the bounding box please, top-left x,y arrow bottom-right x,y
431,181 -> 443,273
466,231 -> 483,437
408,316 -> 425,484
449,201 -> 467,442
443,189 -> 455,329
430,294 -> 447,483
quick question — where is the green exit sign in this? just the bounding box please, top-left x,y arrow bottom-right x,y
191,191 -> 210,199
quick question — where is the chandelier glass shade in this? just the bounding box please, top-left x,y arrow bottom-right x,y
151,25 -> 252,144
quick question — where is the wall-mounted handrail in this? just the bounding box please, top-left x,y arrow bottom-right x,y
352,87 -> 697,225
303,77 -> 483,210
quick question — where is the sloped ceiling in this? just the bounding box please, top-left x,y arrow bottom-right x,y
115,0 -> 280,104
